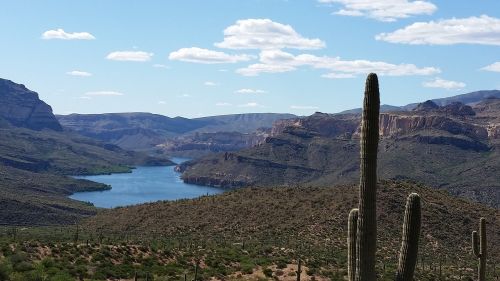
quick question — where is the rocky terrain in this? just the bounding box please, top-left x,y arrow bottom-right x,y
0,79 -> 62,131
179,99 -> 500,207
159,129 -> 270,158
58,112 -> 296,153
0,78 -> 174,225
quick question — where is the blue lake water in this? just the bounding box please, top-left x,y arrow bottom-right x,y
69,158 -> 224,208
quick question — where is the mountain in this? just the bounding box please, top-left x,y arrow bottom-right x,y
0,78 -> 62,131
158,129 -> 270,158
0,78 -> 174,225
337,89 -> 500,114
57,112 -> 296,152
402,89 -> 500,110
178,101 -> 500,207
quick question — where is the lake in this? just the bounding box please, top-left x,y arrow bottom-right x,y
69,158 -> 225,208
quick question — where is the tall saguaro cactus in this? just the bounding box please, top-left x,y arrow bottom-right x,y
472,217 -> 487,281
347,73 -> 422,281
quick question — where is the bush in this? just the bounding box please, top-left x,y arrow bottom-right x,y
263,268 -> 273,277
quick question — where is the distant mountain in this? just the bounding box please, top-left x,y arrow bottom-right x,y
178,100 -> 500,207
58,112 -> 296,152
0,78 -> 174,225
402,90 -> 500,110
337,89 -> 500,114
337,104 -> 403,114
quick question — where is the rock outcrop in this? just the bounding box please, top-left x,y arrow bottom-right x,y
0,78 -> 62,131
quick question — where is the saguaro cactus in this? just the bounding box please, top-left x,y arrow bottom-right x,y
347,73 -> 422,281
296,258 -> 302,281
472,217 -> 487,281
348,209 -> 359,281
395,193 -> 422,281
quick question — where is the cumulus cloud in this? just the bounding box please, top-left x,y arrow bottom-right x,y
169,47 -> 253,64
204,81 -> 219,86
66,70 -> 92,77
237,49 -> 439,77
290,105 -> 319,110
376,15 -> 500,45
106,51 -> 153,62
235,88 -> 267,94
321,73 -> 356,79
319,0 -> 436,22
215,19 -> 325,50
422,78 -> 466,90
42,29 -> 95,40
85,91 -> 124,96
481,62 -> 500,72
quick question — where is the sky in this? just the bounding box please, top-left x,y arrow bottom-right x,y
0,0 -> 499,118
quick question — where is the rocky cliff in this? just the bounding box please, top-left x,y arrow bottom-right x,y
0,78 -> 62,131
179,100 -> 500,207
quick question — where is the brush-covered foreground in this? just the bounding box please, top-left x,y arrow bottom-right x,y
0,181 -> 497,280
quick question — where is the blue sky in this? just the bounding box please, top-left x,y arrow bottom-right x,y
0,0 -> 499,118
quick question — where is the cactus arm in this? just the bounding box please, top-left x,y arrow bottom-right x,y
348,209 -> 359,281
395,193 -> 422,281
472,231 -> 480,257
356,73 -> 380,281
479,218 -> 487,281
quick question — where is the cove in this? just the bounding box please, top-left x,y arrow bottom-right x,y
69,158 -> 225,208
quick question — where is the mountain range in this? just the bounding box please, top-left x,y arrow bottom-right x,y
178,98 -> 500,208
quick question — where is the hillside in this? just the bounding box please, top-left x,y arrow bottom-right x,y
58,112 -> 296,152
84,181 -> 499,274
0,78 -> 174,225
178,101 -> 500,207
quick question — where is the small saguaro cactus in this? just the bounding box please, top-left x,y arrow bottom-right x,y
347,73 -> 422,281
296,258 -> 302,281
472,217 -> 487,281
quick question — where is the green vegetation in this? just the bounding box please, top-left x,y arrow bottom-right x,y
0,180 -> 497,280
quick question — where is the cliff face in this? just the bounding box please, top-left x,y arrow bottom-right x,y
378,113 -> 488,140
0,79 -> 62,131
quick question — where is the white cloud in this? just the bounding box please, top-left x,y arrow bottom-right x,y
237,49 -> 439,77
179,94 -> 192,98
481,62 -> 500,72
321,73 -> 356,79
42,28 -> 95,40
290,105 -> 319,110
235,88 -> 267,94
67,70 -> 92,77
219,69 -> 228,72
376,15 -> 500,45
106,51 -> 153,62
216,102 -> 232,106
153,64 -> 169,69
214,19 -> 325,50
77,96 -> 92,100
238,102 -> 262,107
236,63 -> 296,76
85,91 -> 124,96
204,81 -> 219,86
158,101 -> 167,105
319,0 -> 437,22
422,78 -> 466,90
169,47 -> 252,64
